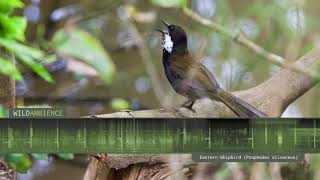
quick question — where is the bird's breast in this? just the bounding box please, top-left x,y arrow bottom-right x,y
163,59 -> 181,85
162,56 -> 191,96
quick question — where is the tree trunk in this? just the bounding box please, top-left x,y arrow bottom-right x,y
0,57 -> 15,108
0,160 -> 15,180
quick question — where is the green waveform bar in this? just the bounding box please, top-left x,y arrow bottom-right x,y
0,118 -> 318,153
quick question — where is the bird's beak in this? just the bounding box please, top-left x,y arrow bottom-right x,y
155,19 -> 171,35
155,28 -> 165,34
160,19 -> 171,27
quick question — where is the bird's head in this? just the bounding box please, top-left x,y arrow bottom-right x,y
156,20 -> 188,54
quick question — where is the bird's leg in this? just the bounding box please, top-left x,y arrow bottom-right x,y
176,100 -> 195,111
182,100 -> 195,109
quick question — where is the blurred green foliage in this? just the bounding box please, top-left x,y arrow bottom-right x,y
55,154 -> 74,160
31,153 -> 49,160
0,0 -> 23,14
214,163 -> 232,180
110,98 -> 131,111
31,153 -> 74,161
4,154 -> 32,173
1,0 -> 320,177
52,28 -> 116,84
0,0 -> 53,82
0,56 -> 22,81
0,105 -> 8,117
0,0 -> 25,41
0,13 -> 26,41
3,153 -> 74,173
17,104 -> 51,108
150,0 -> 187,8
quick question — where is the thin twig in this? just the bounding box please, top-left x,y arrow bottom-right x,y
126,21 -> 167,107
182,7 -> 320,80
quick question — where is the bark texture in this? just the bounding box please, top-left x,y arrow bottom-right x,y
0,160 -> 15,180
0,75 -> 15,108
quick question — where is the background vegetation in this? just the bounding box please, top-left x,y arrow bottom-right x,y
0,0 -> 320,179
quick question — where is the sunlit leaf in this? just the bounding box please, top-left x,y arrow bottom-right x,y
0,38 -> 44,59
9,16 -> 27,41
0,14 -> 26,41
52,28 -> 116,84
0,38 -> 53,82
0,0 -> 24,14
0,56 -> 23,81
5,154 -> 32,173
31,153 -> 49,160
56,153 -> 74,160
110,98 -> 131,111
150,0 -> 187,8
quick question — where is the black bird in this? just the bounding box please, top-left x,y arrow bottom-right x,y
156,20 -> 267,118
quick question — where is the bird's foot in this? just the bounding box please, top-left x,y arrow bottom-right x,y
176,100 -> 195,112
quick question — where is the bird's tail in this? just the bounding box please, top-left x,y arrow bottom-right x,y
211,89 -> 268,118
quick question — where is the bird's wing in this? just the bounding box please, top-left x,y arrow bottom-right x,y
176,63 -> 221,99
199,63 -> 220,89
169,54 -> 220,95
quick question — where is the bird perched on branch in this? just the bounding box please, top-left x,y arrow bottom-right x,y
156,20 -> 267,118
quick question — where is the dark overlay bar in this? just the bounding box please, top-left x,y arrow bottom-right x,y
0,118 -> 318,153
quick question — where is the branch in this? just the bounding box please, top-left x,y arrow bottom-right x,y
0,160 -> 15,180
126,20 -> 168,107
92,48 -> 320,118
182,7 -> 320,80
84,47 -> 320,179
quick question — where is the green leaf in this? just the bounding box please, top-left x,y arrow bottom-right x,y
52,28 -> 116,84
110,98 -> 131,111
0,38 -> 53,82
0,56 -> 23,81
5,154 -> 32,173
0,38 -> 44,59
0,105 -> 8,117
31,153 -> 49,160
0,0 -> 24,14
56,154 -> 74,160
9,16 -> 27,41
150,0 -> 187,8
16,53 -> 53,82
0,14 -> 27,41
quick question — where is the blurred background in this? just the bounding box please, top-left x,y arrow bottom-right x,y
1,0 -> 319,118
0,0 -> 320,179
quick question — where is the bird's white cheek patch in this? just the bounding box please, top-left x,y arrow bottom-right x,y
162,34 -> 173,53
